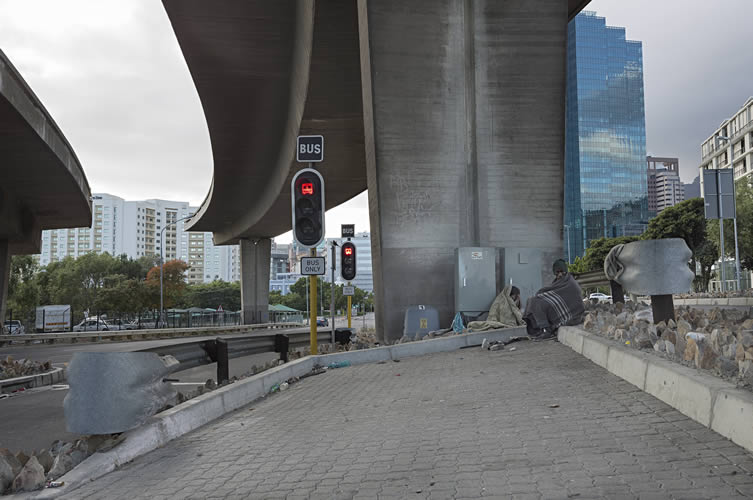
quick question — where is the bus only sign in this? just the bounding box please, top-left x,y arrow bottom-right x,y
300,257 -> 325,275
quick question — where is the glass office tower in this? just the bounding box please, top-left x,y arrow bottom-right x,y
565,11 -> 648,260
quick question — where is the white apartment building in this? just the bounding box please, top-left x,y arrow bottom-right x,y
699,97 -> 753,184
38,194 -> 241,285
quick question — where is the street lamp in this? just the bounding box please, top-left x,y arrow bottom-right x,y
564,224 -> 572,264
160,215 -> 193,327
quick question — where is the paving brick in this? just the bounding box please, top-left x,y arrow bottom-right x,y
63,343 -> 753,499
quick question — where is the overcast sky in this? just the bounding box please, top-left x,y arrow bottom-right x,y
0,1 -> 751,243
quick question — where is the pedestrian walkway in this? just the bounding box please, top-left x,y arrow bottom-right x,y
69,341 -> 753,499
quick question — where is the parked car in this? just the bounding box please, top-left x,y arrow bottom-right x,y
106,319 -> 137,330
73,318 -> 111,332
316,318 -> 328,327
588,293 -> 611,304
3,320 -> 25,335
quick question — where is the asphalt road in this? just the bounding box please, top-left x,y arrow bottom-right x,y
0,314 -> 375,454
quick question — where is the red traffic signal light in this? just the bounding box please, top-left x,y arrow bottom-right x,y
291,169 -> 325,247
341,241 -> 356,281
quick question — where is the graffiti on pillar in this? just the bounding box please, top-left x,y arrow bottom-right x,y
388,173 -> 435,226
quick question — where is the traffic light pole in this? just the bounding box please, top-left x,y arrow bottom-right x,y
330,240 -> 336,343
309,247 -> 317,355
347,282 -> 352,329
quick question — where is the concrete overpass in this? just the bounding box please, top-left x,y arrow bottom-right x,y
164,0 -> 591,340
0,50 -> 92,322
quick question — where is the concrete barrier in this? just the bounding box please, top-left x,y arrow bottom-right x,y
34,327 -> 526,498
0,366 -> 65,394
558,326 -> 753,455
673,297 -> 753,308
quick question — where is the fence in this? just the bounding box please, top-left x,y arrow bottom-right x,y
4,308 -> 283,334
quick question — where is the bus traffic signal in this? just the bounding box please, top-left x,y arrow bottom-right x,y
291,169 -> 325,247
341,241 -> 356,281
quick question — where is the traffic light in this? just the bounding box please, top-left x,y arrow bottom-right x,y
291,168 -> 325,247
341,241 -> 356,281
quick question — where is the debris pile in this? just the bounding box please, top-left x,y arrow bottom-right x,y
581,302 -> 753,389
0,357 -> 53,381
0,435 -> 125,494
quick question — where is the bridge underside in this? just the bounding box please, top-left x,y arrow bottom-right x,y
0,50 -> 92,322
165,0 -> 584,338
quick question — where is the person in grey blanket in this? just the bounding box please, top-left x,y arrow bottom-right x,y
523,259 -> 584,339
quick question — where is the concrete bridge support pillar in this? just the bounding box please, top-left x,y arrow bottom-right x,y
358,0 -> 567,342
239,238 -> 271,324
0,241 -> 8,324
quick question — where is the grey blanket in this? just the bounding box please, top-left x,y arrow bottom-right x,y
523,273 -> 584,334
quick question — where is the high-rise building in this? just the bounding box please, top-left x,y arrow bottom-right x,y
647,157 -> 684,214
699,97 -> 753,184
38,193 -> 240,285
565,11 -> 649,259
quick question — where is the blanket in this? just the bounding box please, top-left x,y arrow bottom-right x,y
523,273 -> 584,334
466,284 -> 525,331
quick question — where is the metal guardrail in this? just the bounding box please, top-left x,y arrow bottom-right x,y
573,269 -> 610,289
138,329 -> 340,382
0,322 -> 303,347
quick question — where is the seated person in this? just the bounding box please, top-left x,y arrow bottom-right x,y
523,259 -> 584,338
510,286 -> 521,309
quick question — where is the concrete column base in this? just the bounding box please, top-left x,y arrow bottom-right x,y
0,240 -> 9,324
240,238 -> 271,324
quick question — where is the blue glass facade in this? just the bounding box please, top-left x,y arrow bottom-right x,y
565,11 -> 648,259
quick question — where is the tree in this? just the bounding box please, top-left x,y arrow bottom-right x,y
180,281 -> 241,311
7,256 -> 40,319
642,198 -> 707,270
568,256 -> 589,274
695,238 -> 719,292
707,179 -> 753,272
642,197 -> 712,289
145,260 -> 189,309
577,236 -> 640,272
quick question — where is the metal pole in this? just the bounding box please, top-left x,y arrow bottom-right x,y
734,216 -> 742,291
330,241 -> 336,344
160,228 -> 164,327
719,170 -> 726,292
565,225 -> 571,264
347,290 -> 352,329
309,248 -> 318,354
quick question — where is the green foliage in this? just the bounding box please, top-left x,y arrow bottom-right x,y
567,256 -> 588,274
642,198 -> 707,256
7,256 -> 40,317
180,281 -> 241,311
579,236 -> 639,272
6,253 -> 190,317
145,260 -> 189,309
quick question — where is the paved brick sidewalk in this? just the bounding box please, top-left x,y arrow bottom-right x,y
69,341 -> 753,499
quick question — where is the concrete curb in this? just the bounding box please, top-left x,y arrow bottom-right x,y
32,327 -> 526,498
558,326 -> 753,455
674,297 -> 753,307
0,367 -> 65,394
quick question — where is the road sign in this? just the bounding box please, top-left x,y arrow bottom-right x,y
703,168 -> 736,219
343,286 -> 355,296
341,224 -> 355,238
296,135 -> 324,162
300,257 -> 325,275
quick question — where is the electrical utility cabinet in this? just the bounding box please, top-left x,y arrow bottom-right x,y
499,248 -> 543,310
454,247 -> 496,317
